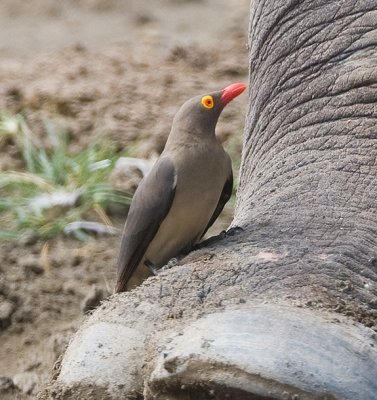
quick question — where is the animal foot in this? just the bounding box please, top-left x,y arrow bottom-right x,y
160,258 -> 178,271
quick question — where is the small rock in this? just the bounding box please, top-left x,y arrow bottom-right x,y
23,336 -> 35,346
62,280 -> 79,295
39,281 -> 62,294
134,11 -> 155,26
81,285 -> 106,313
71,253 -> 83,266
12,306 -> 34,324
0,301 -> 14,330
18,255 -> 44,275
25,361 -> 41,371
0,376 -> 15,392
13,372 -> 38,395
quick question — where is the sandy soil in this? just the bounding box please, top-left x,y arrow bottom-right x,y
0,0 -> 249,397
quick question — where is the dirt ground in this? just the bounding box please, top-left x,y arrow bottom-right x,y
0,0 -> 249,398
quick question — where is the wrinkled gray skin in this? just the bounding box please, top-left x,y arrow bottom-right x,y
40,1 -> 377,399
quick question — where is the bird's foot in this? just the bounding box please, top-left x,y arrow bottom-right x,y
145,258 -> 178,276
160,258 -> 178,271
225,226 -> 244,237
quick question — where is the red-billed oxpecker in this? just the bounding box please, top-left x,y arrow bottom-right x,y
115,82 -> 247,292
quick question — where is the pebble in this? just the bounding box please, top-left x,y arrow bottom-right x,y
18,255 -> 44,275
81,285 -> 106,313
62,279 -> 79,295
0,376 -> 15,392
12,306 -> 34,324
13,372 -> 38,395
0,300 -> 14,330
39,281 -> 63,294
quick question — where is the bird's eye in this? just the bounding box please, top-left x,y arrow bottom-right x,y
201,95 -> 214,109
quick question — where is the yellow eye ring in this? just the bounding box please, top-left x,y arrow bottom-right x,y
201,95 -> 214,109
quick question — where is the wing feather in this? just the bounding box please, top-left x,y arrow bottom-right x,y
201,170 -> 233,239
115,157 -> 176,292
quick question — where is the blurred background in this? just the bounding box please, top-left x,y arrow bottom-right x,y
0,0 -> 249,397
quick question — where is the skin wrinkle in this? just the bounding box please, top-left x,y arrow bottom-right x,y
243,7 -> 376,165
249,0 -> 301,65
250,7 -> 312,136
244,107 -> 376,189
253,168 -> 331,203
251,174 -> 377,215
248,134 -> 376,200
273,23 -> 344,76
248,17 -> 348,138
242,258 -> 350,296
303,68 -> 377,102
246,102 -> 374,182
339,44 -> 377,62
253,1 -> 348,66
253,124 -> 352,174
247,59 -> 373,164
265,7 -> 376,70
280,62 -> 377,102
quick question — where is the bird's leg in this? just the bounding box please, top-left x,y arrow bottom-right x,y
144,260 -> 159,276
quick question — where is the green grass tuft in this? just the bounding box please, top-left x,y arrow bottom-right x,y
0,112 -> 131,241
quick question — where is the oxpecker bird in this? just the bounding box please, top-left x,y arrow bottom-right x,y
115,82 -> 246,292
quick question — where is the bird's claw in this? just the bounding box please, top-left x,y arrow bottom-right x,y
225,226 -> 244,236
145,258 -> 179,275
144,227 -> 245,277
160,258 -> 178,271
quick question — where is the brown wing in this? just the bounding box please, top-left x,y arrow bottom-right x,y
201,171 -> 233,239
115,157 -> 176,293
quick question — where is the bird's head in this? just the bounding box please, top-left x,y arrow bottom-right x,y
171,82 -> 247,135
